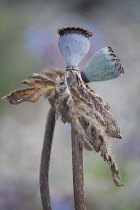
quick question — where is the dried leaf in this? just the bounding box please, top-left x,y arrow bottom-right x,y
2,86 -> 54,104
28,73 -> 52,81
2,75 -> 55,104
78,79 -> 122,139
44,68 -> 64,83
20,79 -> 55,87
49,70 -> 124,187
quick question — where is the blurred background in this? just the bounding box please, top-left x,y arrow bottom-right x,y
0,0 -> 140,209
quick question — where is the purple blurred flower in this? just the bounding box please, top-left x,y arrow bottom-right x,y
24,27 -> 65,67
24,24 -> 105,69
0,179 -> 38,210
120,134 -> 140,158
78,23 -> 106,68
80,23 -> 106,53
52,197 -> 73,210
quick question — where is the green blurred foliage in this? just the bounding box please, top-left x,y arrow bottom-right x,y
0,5 -> 42,111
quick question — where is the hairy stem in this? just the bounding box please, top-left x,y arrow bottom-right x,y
40,107 -> 56,210
71,126 -> 86,210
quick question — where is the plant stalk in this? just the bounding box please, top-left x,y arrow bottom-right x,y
71,126 -> 86,210
40,107 -> 56,210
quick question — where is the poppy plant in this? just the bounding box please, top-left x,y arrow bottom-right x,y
2,26 -> 124,210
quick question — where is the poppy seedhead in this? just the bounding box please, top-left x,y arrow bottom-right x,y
81,46 -> 124,82
58,26 -> 93,68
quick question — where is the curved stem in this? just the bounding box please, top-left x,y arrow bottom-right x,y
71,126 -> 86,210
40,107 -> 56,210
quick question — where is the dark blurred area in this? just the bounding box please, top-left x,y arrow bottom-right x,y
1,0 -> 140,209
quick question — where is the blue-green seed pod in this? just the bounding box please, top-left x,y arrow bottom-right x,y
81,46 -> 124,82
58,27 -> 93,68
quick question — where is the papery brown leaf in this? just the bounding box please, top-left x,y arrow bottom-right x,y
2,77 -> 55,104
28,73 -> 53,81
49,70 -> 124,187
2,86 -> 54,104
44,68 -> 64,83
28,68 -> 64,84
78,80 -> 122,139
20,79 -> 55,87
2,69 -> 64,105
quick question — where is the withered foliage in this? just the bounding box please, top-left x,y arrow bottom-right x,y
49,70 -> 124,187
2,68 -> 124,186
2,69 -> 64,104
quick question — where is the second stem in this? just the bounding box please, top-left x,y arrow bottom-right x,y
71,126 -> 86,210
